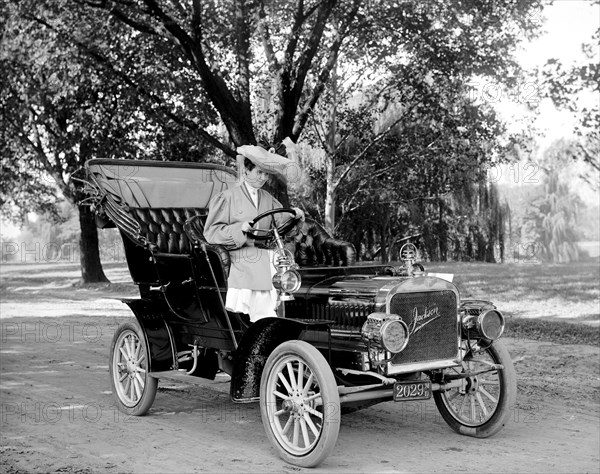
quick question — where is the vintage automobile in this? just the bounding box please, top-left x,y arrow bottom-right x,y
84,158 -> 516,468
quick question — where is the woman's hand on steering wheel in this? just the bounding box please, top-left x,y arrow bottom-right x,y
241,221 -> 254,233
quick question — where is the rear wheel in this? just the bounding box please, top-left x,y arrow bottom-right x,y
433,339 -> 516,438
260,341 -> 340,468
109,321 -> 158,416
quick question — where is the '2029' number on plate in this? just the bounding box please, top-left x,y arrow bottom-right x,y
393,381 -> 431,401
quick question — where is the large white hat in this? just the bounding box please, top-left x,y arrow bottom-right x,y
236,145 -> 293,182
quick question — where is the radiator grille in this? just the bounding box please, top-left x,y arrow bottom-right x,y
389,290 -> 458,365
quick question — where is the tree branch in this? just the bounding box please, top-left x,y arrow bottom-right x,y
4,113 -> 72,199
293,0 -> 360,138
257,0 -> 279,72
26,12 -> 236,157
333,99 -> 422,190
290,0 -> 335,104
233,0 -> 251,105
191,0 -> 202,43
283,0 -> 307,68
76,0 -> 158,35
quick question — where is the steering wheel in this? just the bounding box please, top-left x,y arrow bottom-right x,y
246,207 -> 302,241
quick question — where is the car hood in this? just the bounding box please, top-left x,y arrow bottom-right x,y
296,266 -> 405,303
295,266 -> 459,308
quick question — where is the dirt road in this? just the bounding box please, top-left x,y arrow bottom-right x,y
1,314 -> 598,473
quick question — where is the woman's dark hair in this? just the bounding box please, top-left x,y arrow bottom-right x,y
244,157 -> 256,171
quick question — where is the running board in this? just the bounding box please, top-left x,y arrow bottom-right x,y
150,370 -> 231,385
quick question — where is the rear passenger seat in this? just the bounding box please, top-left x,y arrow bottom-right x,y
129,207 -> 207,254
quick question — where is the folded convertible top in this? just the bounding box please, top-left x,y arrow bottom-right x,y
85,158 -> 238,209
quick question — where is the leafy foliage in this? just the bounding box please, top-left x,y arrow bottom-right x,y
539,6 -> 599,187
2,0 -> 546,268
523,140 -> 582,263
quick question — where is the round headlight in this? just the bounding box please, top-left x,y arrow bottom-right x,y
381,319 -> 409,353
478,309 -> 505,340
272,269 -> 301,293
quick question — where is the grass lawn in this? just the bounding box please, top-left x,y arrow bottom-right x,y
427,260 -> 600,345
426,260 -> 599,322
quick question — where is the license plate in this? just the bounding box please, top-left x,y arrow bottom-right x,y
393,381 -> 432,401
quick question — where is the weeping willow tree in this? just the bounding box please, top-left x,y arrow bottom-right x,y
523,140 -> 582,263
423,180 -> 509,263
526,170 -> 581,263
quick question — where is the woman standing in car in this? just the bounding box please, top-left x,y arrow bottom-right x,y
204,145 -> 304,322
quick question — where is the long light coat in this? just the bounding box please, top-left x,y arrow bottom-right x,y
204,184 -> 284,291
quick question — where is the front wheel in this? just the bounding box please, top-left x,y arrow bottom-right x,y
433,339 -> 516,438
109,321 -> 158,416
260,340 -> 340,468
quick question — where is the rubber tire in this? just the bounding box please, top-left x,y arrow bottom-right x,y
433,339 -> 517,438
260,340 -> 340,468
109,321 -> 158,416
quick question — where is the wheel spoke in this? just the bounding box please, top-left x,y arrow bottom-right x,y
292,418 -> 299,446
480,379 -> 500,385
123,377 -> 131,395
479,386 -> 498,403
119,372 -> 128,382
119,347 -> 129,361
300,416 -> 310,448
281,415 -> 293,435
134,372 -> 145,387
297,361 -> 304,391
134,340 -> 141,360
126,336 -> 135,358
133,377 -> 142,401
135,353 -> 145,366
475,392 -> 489,418
303,412 -> 321,437
287,362 -> 297,390
130,377 -> 138,401
304,405 -> 323,419
274,390 -> 290,400
458,391 -> 468,415
302,373 -> 314,397
277,372 -> 294,395
469,394 -> 476,421
304,391 -> 321,403
127,377 -> 135,401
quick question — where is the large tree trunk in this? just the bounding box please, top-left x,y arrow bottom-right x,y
78,205 -> 109,284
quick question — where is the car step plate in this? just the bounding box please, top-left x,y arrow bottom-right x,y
393,380 -> 432,401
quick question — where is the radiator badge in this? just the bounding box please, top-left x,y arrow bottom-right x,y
409,306 -> 441,335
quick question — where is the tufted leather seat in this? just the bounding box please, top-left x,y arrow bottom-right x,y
290,219 -> 356,267
183,215 -> 232,278
130,208 -> 206,254
181,214 -> 355,271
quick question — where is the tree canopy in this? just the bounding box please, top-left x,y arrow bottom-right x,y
2,0 -> 548,273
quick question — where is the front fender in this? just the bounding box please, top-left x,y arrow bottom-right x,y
230,318 -> 332,402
